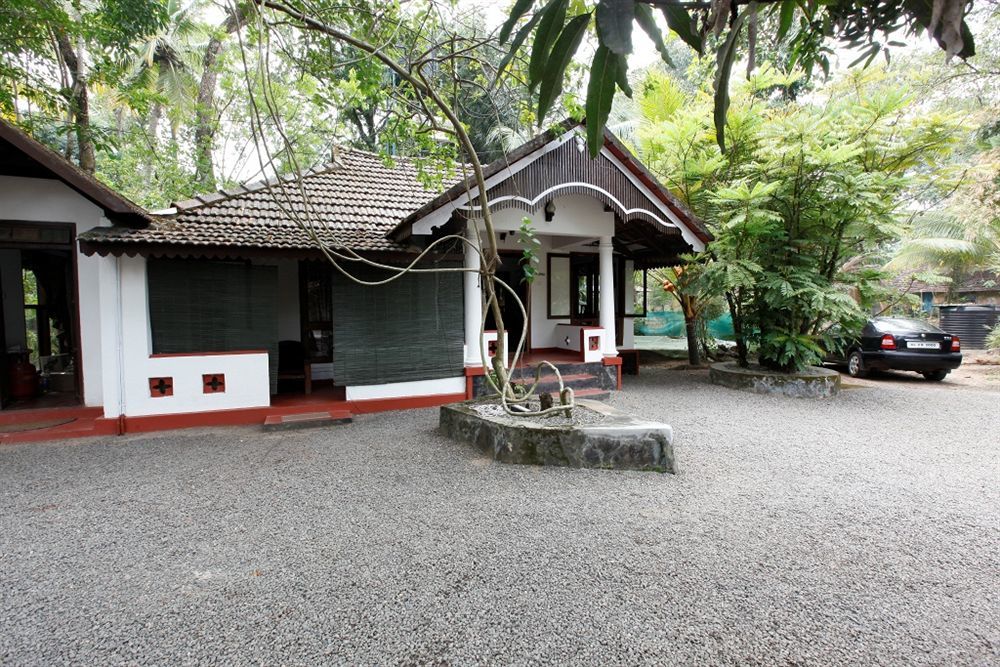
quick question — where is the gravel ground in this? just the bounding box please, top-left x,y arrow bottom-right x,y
1,368 -> 998,665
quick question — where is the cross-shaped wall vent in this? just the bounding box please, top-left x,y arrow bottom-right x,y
149,377 -> 173,397
203,374 -> 226,394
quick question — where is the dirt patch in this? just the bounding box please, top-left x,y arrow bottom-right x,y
834,349 -> 1000,392
639,351 -> 1000,392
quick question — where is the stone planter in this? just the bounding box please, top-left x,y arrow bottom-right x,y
709,362 -> 840,398
440,399 -> 675,473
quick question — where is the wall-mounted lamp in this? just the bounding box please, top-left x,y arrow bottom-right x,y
544,200 -> 556,222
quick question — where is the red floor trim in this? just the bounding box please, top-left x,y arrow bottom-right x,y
0,405 -> 103,426
347,392 -> 467,414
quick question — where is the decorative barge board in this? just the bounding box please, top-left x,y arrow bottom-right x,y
440,399 -> 675,473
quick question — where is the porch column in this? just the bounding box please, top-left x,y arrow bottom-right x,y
599,235 -> 617,356
464,220 -> 483,365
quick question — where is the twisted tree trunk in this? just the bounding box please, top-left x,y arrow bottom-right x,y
54,31 -> 95,174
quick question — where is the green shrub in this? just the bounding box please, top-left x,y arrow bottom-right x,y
987,323 -> 1000,351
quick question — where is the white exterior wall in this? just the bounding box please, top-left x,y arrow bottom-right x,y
477,195 -> 616,351
0,175 -> 111,407
345,377 -> 466,401
113,256 -> 270,417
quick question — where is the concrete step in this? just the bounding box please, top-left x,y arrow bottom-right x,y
510,372 -> 599,393
0,415 -> 118,444
263,410 -> 352,432
514,361 -> 604,377
573,388 -> 611,401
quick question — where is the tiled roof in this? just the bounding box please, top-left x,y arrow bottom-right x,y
79,149 -> 452,253
890,269 -> 999,294
77,121 -> 709,257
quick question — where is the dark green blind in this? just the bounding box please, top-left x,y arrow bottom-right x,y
332,265 -> 463,385
147,259 -> 279,391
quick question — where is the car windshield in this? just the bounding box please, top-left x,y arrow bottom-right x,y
872,318 -> 944,333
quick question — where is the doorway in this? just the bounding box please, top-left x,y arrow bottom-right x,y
484,252 -> 531,352
0,222 -> 81,410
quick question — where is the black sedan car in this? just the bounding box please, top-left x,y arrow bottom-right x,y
825,317 -> 963,381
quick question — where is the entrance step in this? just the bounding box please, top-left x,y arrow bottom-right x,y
510,372 -> 599,394
0,405 -> 104,426
573,388 -> 611,401
472,360 -> 618,399
262,409 -> 352,432
0,413 -> 118,444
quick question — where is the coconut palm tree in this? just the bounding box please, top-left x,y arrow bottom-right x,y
127,0 -> 205,146
888,148 -> 1000,285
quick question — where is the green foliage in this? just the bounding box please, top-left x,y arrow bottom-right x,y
639,64 -> 964,372
986,324 -> 1000,352
518,217 -> 542,284
500,0 -> 979,155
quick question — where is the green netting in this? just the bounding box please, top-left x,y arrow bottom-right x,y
635,311 -> 735,341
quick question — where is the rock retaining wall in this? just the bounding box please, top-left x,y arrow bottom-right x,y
709,362 -> 840,398
440,399 -> 675,473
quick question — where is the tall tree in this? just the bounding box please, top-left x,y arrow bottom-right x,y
0,0 -> 166,172
194,2 -> 248,188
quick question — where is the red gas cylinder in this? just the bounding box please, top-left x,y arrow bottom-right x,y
8,353 -> 39,400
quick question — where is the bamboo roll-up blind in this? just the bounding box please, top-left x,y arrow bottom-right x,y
147,259 -> 279,392
331,264 -> 463,385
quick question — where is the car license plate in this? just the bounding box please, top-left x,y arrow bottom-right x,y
907,341 -> 939,349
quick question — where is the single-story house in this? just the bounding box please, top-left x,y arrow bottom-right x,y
0,118 -> 708,440
892,270 -> 1000,311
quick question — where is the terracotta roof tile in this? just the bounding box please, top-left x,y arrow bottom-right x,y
79,149 -> 453,253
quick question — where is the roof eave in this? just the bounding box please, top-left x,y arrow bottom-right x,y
0,120 -> 151,227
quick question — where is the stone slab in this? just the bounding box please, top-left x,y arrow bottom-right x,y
440,399 -> 675,473
263,411 -> 353,432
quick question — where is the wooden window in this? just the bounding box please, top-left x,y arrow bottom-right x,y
570,254 -> 599,324
548,252 -> 646,322
299,261 -> 333,362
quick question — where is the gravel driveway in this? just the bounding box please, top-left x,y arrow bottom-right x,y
2,369 -> 998,665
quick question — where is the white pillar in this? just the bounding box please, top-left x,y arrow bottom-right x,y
464,220 -> 484,365
599,235 -> 617,356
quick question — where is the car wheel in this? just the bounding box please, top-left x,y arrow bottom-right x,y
922,370 -> 948,382
847,350 -> 868,378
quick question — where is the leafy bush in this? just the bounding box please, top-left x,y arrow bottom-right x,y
642,67 -> 962,373
987,324 -> 1000,351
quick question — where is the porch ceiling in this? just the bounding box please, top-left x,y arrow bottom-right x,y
613,218 -> 690,269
